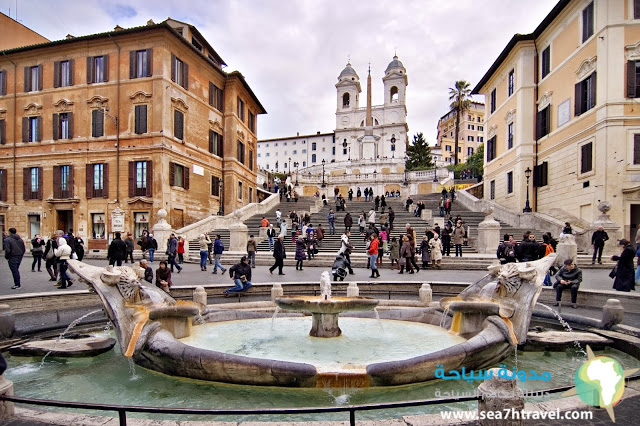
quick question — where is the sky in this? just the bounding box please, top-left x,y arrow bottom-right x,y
5,0 -> 560,144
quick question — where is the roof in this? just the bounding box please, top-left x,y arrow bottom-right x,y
385,55 -> 405,73
472,0 -> 571,94
227,71 -> 267,114
165,17 -> 226,66
258,132 -> 334,143
338,62 -> 359,80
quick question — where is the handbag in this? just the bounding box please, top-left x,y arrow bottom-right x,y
609,265 -> 618,279
45,248 -> 54,260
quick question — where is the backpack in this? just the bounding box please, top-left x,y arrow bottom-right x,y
503,243 -> 515,259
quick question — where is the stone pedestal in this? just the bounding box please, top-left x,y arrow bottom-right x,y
556,234 -> 578,267
476,208 -> 501,254
193,286 -> 208,309
0,375 -> 14,418
151,209 -> 174,253
601,298 -> 624,330
258,227 -> 268,242
0,305 -> 15,339
271,283 -> 284,302
229,222 -> 249,252
419,284 -> 432,305
477,368 -> 524,426
589,201 -> 620,258
420,209 -> 433,222
347,282 -> 360,297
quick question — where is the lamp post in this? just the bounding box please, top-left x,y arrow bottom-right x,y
217,179 -> 224,215
391,136 -> 396,159
403,155 -> 408,186
321,159 -> 326,188
294,162 -> 299,186
523,167 -> 532,213
433,163 -> 438,182
288,157 -> 292,177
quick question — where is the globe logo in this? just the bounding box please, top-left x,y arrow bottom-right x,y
574,356 -> 625,408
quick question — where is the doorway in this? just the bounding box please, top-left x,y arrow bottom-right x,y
57,210 -> 73,234
28,214 -> 41,238
630,204 -> 640,247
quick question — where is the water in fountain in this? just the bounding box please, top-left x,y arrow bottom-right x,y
271,306 -> 280,329
128,358 -> 140,380
537,303 -> 588,358
39,309 -> 103,367
373,307 -> 384,332
440,307 -> 450,328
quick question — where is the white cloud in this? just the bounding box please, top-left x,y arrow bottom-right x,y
8,0 -> 559,143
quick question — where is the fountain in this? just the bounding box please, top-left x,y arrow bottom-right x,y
274,272 -> 379,337
62,255 -> 561,388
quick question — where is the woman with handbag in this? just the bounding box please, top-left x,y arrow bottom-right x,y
31,234 -> 44,272
612,239 -> 636,292
43,235 -> 59,281
74,235 -> 85,261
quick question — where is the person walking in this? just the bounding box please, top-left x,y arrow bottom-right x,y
267,224 -> 276,252
420,236 -> 431,268
5,228 -> 26,289
612,239 -> 635,292
275,209 -> 282,227
74,235 -> 85,261
356,187 -> 361,201
198,233 -> 211,271
306,232 -> 317,260
553,259 -> 582,308
441,224 -> 452,257
225,256 -> 253,296
389,237 -> 399,270
177,236 -> 185,264
327,209 -> 336,235
124,233 -> 135,263
367,209 -> 376,226
295,235 -> 306,271
167,234 -> 182,273
374,195 -> 380,212
388,207 -> 395,232
107,232 -> 127,267
344,213 -> 353,232
380,195 -> 387,213
339,231 -> 355,275
591,226 -> 609,265
212,235 -> 226,274
399,235 -> 413,274
348,188 -> 353,201
439,197 -> 445,217
452,220 -> 465,257
43,231 -> 61,281
315,224 -> 325,247
368,233 -> 380,278
54,237 -> 73,289
429,234 -> 443,269
31,234 -> 44,272
270,235 -> 286,275
246,235 -> 257,268
147,233 -> 158,262
358,212 -> 365,235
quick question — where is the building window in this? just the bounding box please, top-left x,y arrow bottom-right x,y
23,167 -> 42,200
343,92 -> 350,107
541,46 -> 551,79
490,89 -> 496,113
445,145 -> 452,152
91,213 -> 106,239
575,72 -> 596,116
209,82 -> 224,111
627,60 -> 640,98
312,142 -> 317,151
209,130 -> 223,157
507,122 -> 514,149
478,125 -> 484,131
303,161 -> 306,167
237,181 -> 243,200
87,163 -> 108,199
53,60 -> 74,88
467,147 -> 474,155
211,176 -> 221,196
130,49 -> 152,79
170,162 -> 189,189
0,119 -> 4,145
237,97 -> 245,122
52,112 -> 73,140
249,150 -> 253,171
536,106 -> 550,138
22,116 -> 42,142
174,110 -> 184,140
53,165 -> 73,199
478,136 -> 484,142
580,142 -> 593,174
302,149 -> 306,154
292,150 -> 297,155
24,65 -> 42,92
0,70 -> 6,96
171,54 -> 188,89
248,111 -> 256,133
0,169 -> 6,201
87,55 -> 108,84
636,0 -> 640,19
134,105 -> 147,134
129,160 -> 152,197
134,212 -> 149,238
92,109 -> 104,137
467,136 -> 474,142
468,124 -> 475,130
634,134 -> 640,164
490,180 -> 495,200
507,171 -> 513,194
486,136 -> 497,162
312,154 -> 317,163
533,161 -> 549,187
237,140 -> 245,164
582,2 -> 594,43
508,69 -> 514,96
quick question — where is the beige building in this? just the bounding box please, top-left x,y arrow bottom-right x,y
0,12 -> 49,51
434,101 -> 485,165
473,0 -> 640,240
0,18 -> 265,248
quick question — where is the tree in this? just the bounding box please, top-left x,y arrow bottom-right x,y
449,80 -> 472,165
405,132 -> 434,171
447,143 -> 484,178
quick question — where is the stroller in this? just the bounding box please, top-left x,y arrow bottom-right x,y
331,254 -> 348,281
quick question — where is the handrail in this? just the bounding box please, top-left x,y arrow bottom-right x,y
3,375 -> 639,425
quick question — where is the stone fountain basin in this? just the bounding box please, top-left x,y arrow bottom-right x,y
275,296 -> 379,314
447,301 -> 501,316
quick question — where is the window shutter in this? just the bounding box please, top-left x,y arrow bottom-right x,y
146,48 -> 153,77
23,168 -> 29,200
0,70 -> 6,95
209,130 -> 214,153
183,62 -> 188,90
134,105 -> 141,134
145,160 -> 153,197
103,163 -> 109,198
0,120 -> 5,145
52,113 -> 59,140
636,0 -> 640,19
533,164 -> 542,187
103,55 -> 109,82
129,51 -> 136,79
171,54 -> 176,82
53,165 -> 61,198
541,162 -> 548,186
0,170 -> 6,201
68,165 -> 74,197
535,110 -> 542,139
218,87 -> 224,112
68,112 -> 74,139
209,82 -> 213,106
574,82 -> 582,116
174,110 -> 183,139
581,143 -> 593,173
36,116 -> 42,142
86,57 -> 94,84
137,105 -> 147,134
128,162 -> 135,197
170,162 -> 175,186
589,72 -> 596,109
184,166 -> 189,190
544,107 -> 550,136
37,65 -> 43,91
249,150 -> 253,171
86,163 -> 93,199
53,61 -> 61,88
37,167 -> 43,199
91,110 -> 97,137
68,59 -> 74,86
627,61 -> 636,98
219,134 -> 224,157
22,117 -> 28,142
96,109 -> 104,137
23,66 -> 30,92
634,135 -> 640,165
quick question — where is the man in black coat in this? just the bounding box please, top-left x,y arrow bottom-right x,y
554,258 -> 582,308
591,226 -> 609,265
225,256 -> 253,296
269,235 -> 286,275
4,228 -> 26,289
517,233 -> 543,262
107,232 -> 127,266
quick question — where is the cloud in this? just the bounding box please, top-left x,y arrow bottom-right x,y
9,0 -> 560,144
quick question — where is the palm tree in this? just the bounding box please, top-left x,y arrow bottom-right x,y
449,80 -> 472,165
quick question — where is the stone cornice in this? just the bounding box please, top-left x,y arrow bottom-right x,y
53,98 -> 74,113
209,119 -> 222,132
625,41 -> 640,61
130,91 -> 152,104
504,109 -> 516,123
23,103 -> 43,115
537,91 -> 553,112
575,56 -> 597,81
171,97 -> 188,112
86,96 -> 109,109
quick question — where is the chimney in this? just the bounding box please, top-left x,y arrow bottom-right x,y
297,132 -> 299,136
114,25 -> 124,31
147,19 -> 155,26
66,34 -> 75,39
317,131 -> 320,135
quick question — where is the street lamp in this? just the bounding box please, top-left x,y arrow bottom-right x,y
433,164 -> 438,182
217,179 -> 224,215
523,167 -> 532,213
321,159 -> 326,188
403,155 -> 408,186
288,157 -> 292,177
391,135 -> 396,159
294,162 -> 299,186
